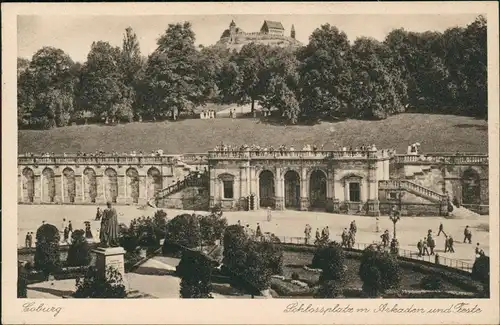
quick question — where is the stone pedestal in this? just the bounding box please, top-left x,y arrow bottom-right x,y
300,197 -> 309,211
366,199 -> 380,216
274,197 -> 284,210
332,199 -> 340,213
93,247 -> 126,283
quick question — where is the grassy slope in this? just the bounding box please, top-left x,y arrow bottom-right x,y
18,114 -> 488,154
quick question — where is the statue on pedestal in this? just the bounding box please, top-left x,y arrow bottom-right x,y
99,202 -> 120,248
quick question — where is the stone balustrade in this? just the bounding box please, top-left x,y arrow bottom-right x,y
208,150 -> 393,160
393,153 -> 488,165
379,180 -> 447,202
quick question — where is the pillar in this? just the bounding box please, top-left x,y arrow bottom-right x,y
209,168 -> 216,208
116,173 -> 125,204
326,169 -> 338,212
367,163 -> 380,216
274,167 -> 284,210
18,174 -> 23,202
75,174 -> 83,203
138,175 -> 147,205
34,174 -> 41,203
96,174 -> 105,204
54,173 -> 62,203
300,167 -> 309,211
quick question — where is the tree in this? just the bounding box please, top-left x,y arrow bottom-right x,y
312,242 -> 346,298
66,229 -> 91,267
164,213 -> 201,248
199,213 -> 228,245
177,250 -> 214,298
34,224 -> 61,276
472,254 -> 490,297
144,22 -> 213,120
297,24 -> 353,120
350,37 -> 405,119
18,47 -> 77,129
79,41 -> 132,123
359,244 -> 402,297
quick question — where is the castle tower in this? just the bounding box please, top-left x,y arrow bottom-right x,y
291,24 -> 296,39
229,20 -> 237,43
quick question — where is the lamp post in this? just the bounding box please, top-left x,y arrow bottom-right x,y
389,211 -> 400,238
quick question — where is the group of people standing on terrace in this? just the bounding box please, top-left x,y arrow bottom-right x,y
22,149 -> 169,158
212,142 -> 382,153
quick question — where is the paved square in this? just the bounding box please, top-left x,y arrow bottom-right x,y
18,205 -> 489,265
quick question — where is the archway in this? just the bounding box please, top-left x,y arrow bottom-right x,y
126,167 -> 140,203
105,168 -> 118,203
309,170 -> 327,209
462,169 -> 480,205
62,168 -> 76,203
259,170 -> 275,208
83,168 -> 97,203
22,168 -> 35,203
41,167 -> 55,203
147,167 -> 163,199
284,170 -> 300,209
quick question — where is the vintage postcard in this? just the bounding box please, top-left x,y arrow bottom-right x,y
2,1 -> 499,324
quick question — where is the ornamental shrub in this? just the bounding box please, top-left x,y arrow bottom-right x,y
311,242 -> 346,297
177,250 -> 214,298
34,224 -> 61,275
66,229 -> 91,267
359,245 -> 402,297
74,266 -> 127,298
164,214 -> 201,248
291,272 -> 300,281
199,213 -> 228,245
472,254 -> 490,296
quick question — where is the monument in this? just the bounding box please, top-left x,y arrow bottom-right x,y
93,202 -> 126,282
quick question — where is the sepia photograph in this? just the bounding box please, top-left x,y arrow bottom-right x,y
2,2 -> 499,325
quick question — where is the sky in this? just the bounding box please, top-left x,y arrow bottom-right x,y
18,14 -> 479,63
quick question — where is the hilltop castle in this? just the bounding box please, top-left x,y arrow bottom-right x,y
216,20 -> 303,51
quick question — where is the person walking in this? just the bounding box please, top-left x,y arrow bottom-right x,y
304,224 -> 311,245
464,226 -> 472,244
444,235 -> 449,253
95,207 -> 102,221
315,228 -> 321,244
267,207 -> 272,222
447,235 -> 455,253
256,223 -> 262,238
437,222 -> 445,236
25,232 -> 32,248
417,238 -> 423,257
422,237 -> 430,256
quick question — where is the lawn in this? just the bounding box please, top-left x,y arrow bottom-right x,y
18,113 -> 488,154
281,250 -> 467,292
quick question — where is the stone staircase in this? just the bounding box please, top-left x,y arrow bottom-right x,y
379,179 -> 447,203
148,171 -> 209,208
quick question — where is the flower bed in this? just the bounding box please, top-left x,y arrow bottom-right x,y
270,277 -> 315,297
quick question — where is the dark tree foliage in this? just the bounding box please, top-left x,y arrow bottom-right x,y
18,16 -> 487,129
199,213 -> 228,245
74,266 -> 127,298
312,242 -> 346,298
164,213 -> 201,248
359,244 -> 402,297
472,254 -> 490,296
34,224 -> 61,275
177,250 -> 214,298
66,229 -> 91,267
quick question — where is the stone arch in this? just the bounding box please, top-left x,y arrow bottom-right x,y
83,167 -> 97,203
41,167 -> 55,203
462,168 -> 480,205
126,167 -> 140,203
104,168 -> 118,203
62,167 -> 76,203
259,170 -> 275,208
309,169 -> 327,208
22,167 -> 35,203
147,167 -> 163,199
284,170 -> 300,209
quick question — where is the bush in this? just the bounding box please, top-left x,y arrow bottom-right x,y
472,255 -> 490,296
311,243 -> 346,297
66,230 -> 91,267
420,275 -> 443,290
164,214 -> 201,248
315,280 -> 343,298
359,245 -> 402,297
199,213 -> 228,245
34,224 -> 61,275
129,216 -> 160,248
18,270 -> 28,298
74,266 -> 127,298
177,250 -> 214,298
124,251 -> 143,272
291,272 -> 300,281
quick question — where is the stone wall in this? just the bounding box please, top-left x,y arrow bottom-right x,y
157,186 -> 209,211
